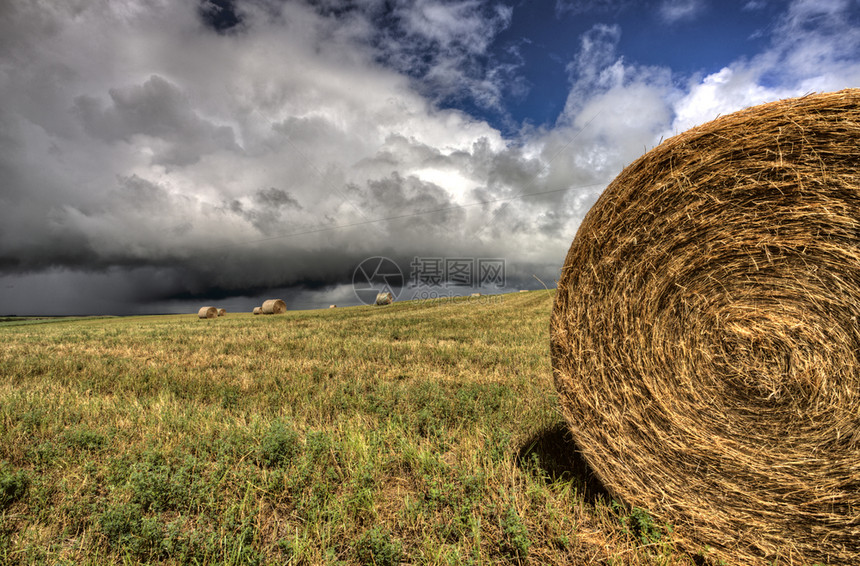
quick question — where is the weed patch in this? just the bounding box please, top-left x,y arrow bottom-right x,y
499,504 -> 530,560
0,462 -> 29,510
257,420 -> 301,468
354,526 -> 402,566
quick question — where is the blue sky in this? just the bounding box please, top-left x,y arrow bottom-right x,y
0,0 -> 858,314
444,0 -> 784,130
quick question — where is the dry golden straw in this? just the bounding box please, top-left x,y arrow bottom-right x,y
551,89 -> 860,565
375,292 -> 394,306
261,299 -> 287,315
197,306 -> 218,319
252,306 -> 262,315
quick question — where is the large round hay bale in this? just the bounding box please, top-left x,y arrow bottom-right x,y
374,292 -> 393,306
261,299 -> 287,314
252,306 -> 263,315
217,308 -> 226,317
550,89 -> 860,565
198,306 -> 218,319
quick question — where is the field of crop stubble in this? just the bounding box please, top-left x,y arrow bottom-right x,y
1,291 -> 713,565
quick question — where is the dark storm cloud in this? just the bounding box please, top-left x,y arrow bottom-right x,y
229,187 -> 303,234
114,174 -> 173,209
74,75 -> 240,166
354,173 -> 466,233
253,187 -> 302,209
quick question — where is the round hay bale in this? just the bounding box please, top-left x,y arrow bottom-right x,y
261,299 -> 287,314
217,308 -> 226,317
375,292 -> 393,306
550,89 -> 860,565
197,306 -> 218,319
252,306 -> 263,315
329,304 -> 337,308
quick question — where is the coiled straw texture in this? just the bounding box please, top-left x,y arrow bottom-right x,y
551,89 -> 860,565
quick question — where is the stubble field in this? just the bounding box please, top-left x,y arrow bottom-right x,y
1,291 -> 703,565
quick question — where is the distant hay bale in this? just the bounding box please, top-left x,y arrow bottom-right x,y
374,292 -> 393,306
217,308 -> 226,317
252,306 -> 262,315
518,289 -> 528,293
261,299 -> 287,314
197,306 -> 218,319
470,293 -> 481,297
329,304 -> 337,308
550,89 -> 860,565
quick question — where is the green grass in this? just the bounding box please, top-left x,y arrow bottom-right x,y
0,291 -> 697,565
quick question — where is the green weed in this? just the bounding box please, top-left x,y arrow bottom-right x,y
0,462 -> 29,510
354,526 -> 402,566
499,503 -> 531,560
257,420 -> 301,468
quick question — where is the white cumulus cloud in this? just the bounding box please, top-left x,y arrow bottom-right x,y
658,0 -> 706,23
